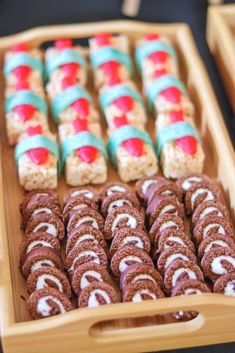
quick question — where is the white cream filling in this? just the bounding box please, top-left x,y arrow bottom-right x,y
27,241 -> 53,254
107,185 -> 126,196
172,268 -> 197,287
119,256 -> 143,273
80,270 -> 103,289
182,176 -> 202,190
184,288 -> 202,295
122,236 -> 144,248
74,234 -> 98,246
191,188 -> 214,209
163,236 -> 185,249
199,207 -> 222,220
132,289 -> 156,303
159,220 -> 177,231
73,204 -> 89,210
211,256 -> 235,275
204,240 -> 228,254
33,222 -> 57,236
132,274 -> 156,284
107,199 -> 132,214
159,204 -> 177,216
165,253 -> 189,269
32,208 -> 53,216
74,217 -> 98,229
224,280 -> 235,296
161,190 -> 173,195
37,295 -> 65,316
70,251 -> 99,271
141,180 -> 156,194
71,190 -> 93,199
88,289 -> 111,307
203,223 -> 225,238
36,274 -> 63,292
31,260 -> 55,273
112,214 -> 137,232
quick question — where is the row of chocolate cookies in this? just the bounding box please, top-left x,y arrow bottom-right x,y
62,187 -> 119,308
178,174 -> 235,296
19,190 -> 73,319
136,175 -> 210,319
99,182 -> 165,303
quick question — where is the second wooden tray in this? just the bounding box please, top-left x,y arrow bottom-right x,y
0,20 -> 235,353
207,4 -> 235,114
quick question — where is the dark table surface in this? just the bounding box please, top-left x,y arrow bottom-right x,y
0,0 -> 235,352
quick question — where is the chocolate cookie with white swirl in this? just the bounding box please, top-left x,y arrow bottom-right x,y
28,288 -> 73,319
67,208 -> 104,234
122,281 -> 164,303
214,272 -> 235,297
101,192 -> 140,217
156,229 -> 195,255
25,213 -> 65,240
78,282 -> 118,308
63,195 -> 98,225
144,178 -> 183,205
149,214 -> 185,244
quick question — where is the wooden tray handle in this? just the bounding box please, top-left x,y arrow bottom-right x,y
6,294 -> 235,353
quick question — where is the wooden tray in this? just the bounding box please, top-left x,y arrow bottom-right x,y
0,20 -> 235,353
207,4 -> 235,114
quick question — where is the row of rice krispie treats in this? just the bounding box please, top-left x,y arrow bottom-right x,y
4,43 -> 60,190
89,33 -> 159,182
136,33 -> 205,178
45,39 -> 108,186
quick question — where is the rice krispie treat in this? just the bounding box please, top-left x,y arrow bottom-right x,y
14,125 -> 59,190
45,38 -> 87,94
107,125 -> 158,182
156,112 -> 205,179
135,33 -> 179,83
50,78 -> 99,124
146,76 -> 194,115
89,33 -> 132,88
5,87 -> 49,145
27,288 -> 73,320
5,80 -> 45,98
4,43 -> 44,87
99,82 -> 147,133
58,118 -> 102,140
60,127 -> 108,186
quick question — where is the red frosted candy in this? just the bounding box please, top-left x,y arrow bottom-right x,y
169,110 -> 184,123
114,95 -> 134,113
100,61 -> 120,80
14,104 -> 36,122
76,146 -> 97,164
122,138 -> 144,157
161,86 -> 182,104
94,33 -> 111,46
15,81 -> 30,90
153,68 -> 167,78
175,136 -> 197,155
12,66 -> 32,81
12,43 -> 29,52
60,63 -> 79,77
144,33 -> 160,41
55,39 -> 73,50
108,76 -> 122,86
71,98 -> 90,118
148,51 -> 168,64
26,125 -> 49,165
73,118 -> 88,133
113,115 -> 129,128
61,76 -> 76,89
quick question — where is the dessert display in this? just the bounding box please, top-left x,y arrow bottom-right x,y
3,31 -> 233,326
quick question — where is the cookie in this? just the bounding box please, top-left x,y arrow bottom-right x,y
109,228 -> 151,257
198,234 -> 235,259
176,173 -> 211,195
122,281 -> 164,302
25,213 -> 65,240
149,214 -> 185,244
156,229 -> 195,255
64,186 -> 98,204
78,282 -> 118,308
101,192 -> 140,217
164,260 -> 204,293
27,267 -> 71,297
144,178 -> 182,205
63,195 -> 98,225
214,272 -> 235,296
99,181 -> 132,203
28,288 -> 73,319
135,175 -> 163,203
65,242 -> 108,274
104,205 -> 145,240
120,263 -> 163,291
156,245 -> 197,276
71,262 -> 112,295
66,226 -> 106,255
110,245 -> 153,278
20,189 -> 59,216
67,208 -> 104,234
